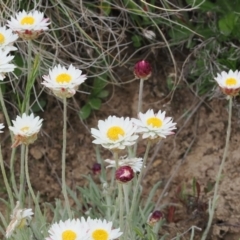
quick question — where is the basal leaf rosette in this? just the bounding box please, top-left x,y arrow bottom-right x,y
87,218 -> 122,240
45,219 -> 89,240
91,116 -> 138,150
7,10 -> 50,40
9,113 -> 43,147
0,26 -> 18,51
42,64 -> 87,98
6,201 -> 33,238
132,109 -> 176,141
0,48 -> 16,80
214,70 -> 240,96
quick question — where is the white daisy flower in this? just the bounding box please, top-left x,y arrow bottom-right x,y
46,218 -> 88,240
87,219 -> 122,240
91,116 -> 138,150
0,48 -> 16,80
0,26 -> 18,51
42,64 -> 87,98
7,10 -> 50,40
214,69 -> 240,96
0,123 -> 4,133
105,156 -> 143,172
6,201 -> 33,238
132,109 -> 176,140
9,113 -> 43,147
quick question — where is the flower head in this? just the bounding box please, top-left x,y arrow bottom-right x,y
7,10 -> 50,40
105,156 -> 143,173
134,60 -> 152,80
6,201 -> 33,238
91,116 -> 138,150
0,48 -> 16,80
46,219 -> 88,240
42,64 -> 87,98
132,109 -> 176,140
0,123 -> 4,133
87,219 -> 122,240
214,69 -> 240,96
9,113 -> 43,147
0,26 -> 18,51
92,162 -> 101,175
115,166 -> 134,183
147,210 -> 164,227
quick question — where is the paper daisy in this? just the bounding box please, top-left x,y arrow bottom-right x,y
214,69 -> 240,96
132,109 -> 176,140
46,219 -> 88,240
9,113 -> 43,147
0,26 -> 18,51
7,10 -> 50,40
0,123 -> 4,133
87,219 -> 122,240
6,201 -> 33,238
42,64 -> 87,98
91,116 -> 138,150
105,156 -> 143,172
0,48 -> 16,80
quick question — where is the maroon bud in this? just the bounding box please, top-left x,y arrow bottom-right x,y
134,60 -> 152,80
115,166 -> 134,183
147,210 -> 164,226
92,163 -> 101,175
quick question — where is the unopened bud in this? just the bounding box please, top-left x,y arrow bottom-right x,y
134,60 -> 152,80
147,210 -> 164,226
92,163 -> 101,175
115,166 -> 134,183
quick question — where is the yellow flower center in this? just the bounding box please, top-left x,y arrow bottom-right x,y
20,16 -> 35,25
17,218 -> 27,229
147,117 -> 162,128
20,126 -> 30,132
0,33 -> 5,44
62,230 -> 77,240
92,229 -> 109,240
225,77 -> 237,86
107,126 -> 125,141
56,73 -> 72,84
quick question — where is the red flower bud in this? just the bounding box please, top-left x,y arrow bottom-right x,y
147,210 -> 164,226
92,163 -> 101,175
115,166 -> 134,183
134,60 -> 152,80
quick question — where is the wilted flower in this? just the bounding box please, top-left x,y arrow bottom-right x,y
0,26 -> 18,51
147,210 -> 164,227
105,156 -> 143,173
214,69 -> 240,96
142,29 -> 156,40
9,113 -> 43,147
87,218 -> 122,240
115,165 -> 134,183
45,219 -> 88,240
6,201 -> 33,238
0,123 -> 4,133
132,109 -> 176,140
7,10 -> 50,40
92,162 -> 101,175
42,64 -> 87,98
0,48 -> 16,80
91,116 -> 138,150
134,60 -> 152,80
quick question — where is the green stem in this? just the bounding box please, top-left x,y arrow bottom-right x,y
25,145 -> 42,217
201,97 -> 233,240
25,40 -> 32,114
62,97 -> 72,217
0,145 -> 14,208
19,145 -> 25,205
123,184 -> 130,213
129,140 -> 151,219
